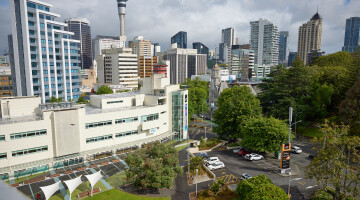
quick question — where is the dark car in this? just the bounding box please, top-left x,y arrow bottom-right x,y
196,152 -> 209,159
238,149 -> 252,157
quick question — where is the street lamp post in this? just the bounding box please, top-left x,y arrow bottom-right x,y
195,168 -> 198,199
294,112 -> 302,139
205,126 -> 207,139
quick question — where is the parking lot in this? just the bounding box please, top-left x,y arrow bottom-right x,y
206,149 -> 318,200
14,155 -> 127,199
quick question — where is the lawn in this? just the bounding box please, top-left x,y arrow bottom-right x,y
13,171 -> 50,184
49,180 -> 108,200
105,171 -> 128,187
164,140 -> 177,147
297,125 -> 324,138
175,140 -> 192,151
85,189 -> 170,200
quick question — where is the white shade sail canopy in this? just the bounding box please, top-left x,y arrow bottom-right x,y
84,170 -> 103,189
64,176 -> 83,198
40,182 -> 60,200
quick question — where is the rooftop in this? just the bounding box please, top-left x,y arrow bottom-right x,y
0,114 -> 41,125
93,91 -> 140,99
311,12 -> 322,20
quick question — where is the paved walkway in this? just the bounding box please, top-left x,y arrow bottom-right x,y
84,163 -> 112,190
50,170 -> 70,200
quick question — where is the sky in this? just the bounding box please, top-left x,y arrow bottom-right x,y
0,0 -> 359,56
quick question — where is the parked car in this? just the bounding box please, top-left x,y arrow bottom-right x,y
238,149 -> 252,157
308,154 -> 317,160
196,152 -> 208,159
208,161 -> 225,170
233,147 -> 245,154
291,146 -> 302,154
204,157 -> 220,166
244,153 -> 264,161
241,173 -> 252,180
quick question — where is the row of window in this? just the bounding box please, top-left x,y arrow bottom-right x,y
115,117 -> 138,124
116,130 -> 138,138
86,135 -> 113,143
85,120 -> 112,129
0,135 -> 4,142
141,113 -> 159,122
0,153 -> 6,160
12,146 -> 48,157
29,30 -> 72,39
27,2 -> 50,11
10,130 -> 47,140
107,100 -> 123,105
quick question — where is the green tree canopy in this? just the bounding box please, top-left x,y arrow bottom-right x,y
213,86 -> 262,140
96,85 -> 114,95
241,117 -> 289,152
305,121 -> 360,200
183,77 -> 209,120
236,174 -> 288,200
77,96 -> 88,104
125,142 -> 183,189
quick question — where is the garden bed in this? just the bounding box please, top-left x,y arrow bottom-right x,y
198,138 -> 222,151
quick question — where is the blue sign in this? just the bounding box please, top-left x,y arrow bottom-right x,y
185,104 -> 188,131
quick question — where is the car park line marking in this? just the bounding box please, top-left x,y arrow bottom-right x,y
217,174 -> 238,184
28,183 -> 35,200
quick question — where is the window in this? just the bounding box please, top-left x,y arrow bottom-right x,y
48,32 -> 52,36
47,24 -> 52,29
41,31 -> 45,35
43,70 -> 48,74
115,117 -> 138,124
41,39 -> 46,43
70,43 -> 77,47
70,49 -> 78,53
30,38 -> 36,43
115,130 -> 138,138
42,47 -> 46,51
12,146 -> 48,157
160,111 -> 167,114
40,23 -> 45,28
141,113 -> 159,122
10,130 -> 47,140
37,5 -> 44,10
29,30 -> 35,35
45,7 -> 50,12
85,120 -> 112,129
44,77 -> 48,81
42,62 -> 47,67
32,70 -> 38,75
86,135 -> 113,143
48,40 -> 52,44
31,62 -> 37,68
51,84 -> 55,88
58,84 -> 62,88
55,41 -> 59,45
44,85 -> 49,89
64,49 -> 68,53
28,12 -> 34,18
39,14 -> 44,19
30,46 -> 36,51
46,16 -> 51,20
0,135 -> 5,142
53,26 -> 60,30
31,54 -> 36,59
28,21 -> 35,26
63,35 -> 68,39
49,48 -> 53,52
71,69 -> 79,73
54,34 -> 59,38
0,153 -> 6,160
27,2 -> 36,8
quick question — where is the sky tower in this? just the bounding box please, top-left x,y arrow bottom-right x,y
117,0 -> 128,37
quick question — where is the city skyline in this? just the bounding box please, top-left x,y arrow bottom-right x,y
0,0 -> 358,56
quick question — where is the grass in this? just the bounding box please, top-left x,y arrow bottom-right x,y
164,140 -> 177,147
49,180 -> 108,200
227,142 -> 241,147
13,171 -> 50,184
105,171 -> 128,187
198,138 -> 221,150
85,189 -> 170,200
297,125 -> 324,138
175,140 -> 193,151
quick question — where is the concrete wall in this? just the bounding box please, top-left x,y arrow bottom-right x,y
0,96 -> 40,117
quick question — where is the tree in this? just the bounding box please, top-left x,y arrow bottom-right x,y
125,142 -> 183,189
96,85 -> 114,95
183,77 -> 209,120
190,156 -> 203,173
77,96 -> 88,104
310,83 -> 334,119
49,96 -> 58,103
305,121 -> 360,200
236,174 -> 288,200
213,86 -> 262,140
241,117 -> 289,152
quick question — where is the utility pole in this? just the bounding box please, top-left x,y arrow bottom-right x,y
288,107 -> 293,198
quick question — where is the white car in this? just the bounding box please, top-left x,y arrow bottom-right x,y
291,146 -> 302,154
208,161 -> 225,170
204,157 -> 220,165
244,153 -> 264,161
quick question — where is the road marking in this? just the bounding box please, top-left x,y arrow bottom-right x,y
217,174 -> 238,184
298,181 -> 307,185
306,185 -> 318,189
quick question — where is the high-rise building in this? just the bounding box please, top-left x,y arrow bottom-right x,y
222,28 -> 236,47
153,62 -> 168,77
278,31 -> 289,65
343,17 -> 360,53
117,0 -> 127,37
9,0 -> 82,103
92,35 -> 125,60
171,31 -> 187,49
307,49 -> 325,64
250,18 -> 279,66
139,56 -> 157,78
129,36 -> 152,57
193,42 -> 209,58
297,12 -> 323,64
64,18 -> 92,69
230,49 -> 255,80
0,66 -> 12,97
97,47 -> 138,89
288,52 -> 297,67
162,45 -> 207,84
151,43 -> 161,57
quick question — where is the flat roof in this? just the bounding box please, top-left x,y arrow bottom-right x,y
0,115 -> 41,125
85,104 -> 148,115
92,91 -> 141,99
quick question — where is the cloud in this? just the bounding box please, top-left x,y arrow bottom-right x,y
0,0 -> 359,56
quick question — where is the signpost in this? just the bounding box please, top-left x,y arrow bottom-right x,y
281,143 -> 291,170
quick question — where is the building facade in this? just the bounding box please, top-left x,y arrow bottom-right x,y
230,49 -> 255,80
92,35 -> 125,60
193,42 -> 209,58
0,68 -> 12,97
278,31 -> 289,65
139,56 -> 157,78
171,31 -> 187,49
151,43 -> 161,57
9,0 -> 82,103
343,17 -> 360,53
162,46 -> 207,84
64,18 -> 92,69
129,36 -> 152,57
222,28 -> 236,47
288,52 -> 297,67
0,74 -> 188,179
250,18 -> 279,66
297,12 -> 323,64
97,47 -> 138,89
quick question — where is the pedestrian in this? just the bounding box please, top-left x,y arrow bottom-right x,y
37,193 -> 41,200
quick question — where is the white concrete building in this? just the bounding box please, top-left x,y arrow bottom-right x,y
0,74 -> 188,179
92,35 -> 126,60
9,0 -> 82,102
250,18 -> 279,66
97,47 -> 139,89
